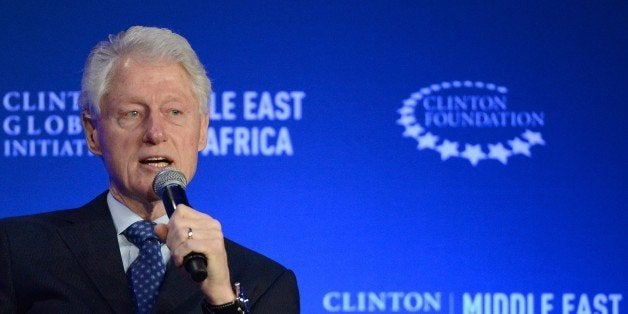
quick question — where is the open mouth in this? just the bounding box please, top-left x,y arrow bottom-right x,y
139,157 -> 173,168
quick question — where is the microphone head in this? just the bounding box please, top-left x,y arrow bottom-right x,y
152,168 -> 188,196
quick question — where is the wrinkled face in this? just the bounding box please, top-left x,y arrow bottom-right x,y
83,57 -> 209,208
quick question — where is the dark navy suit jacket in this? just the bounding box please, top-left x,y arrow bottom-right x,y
0,192 -> 299,313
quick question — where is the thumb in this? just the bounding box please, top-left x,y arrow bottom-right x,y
154,223 -> 168,242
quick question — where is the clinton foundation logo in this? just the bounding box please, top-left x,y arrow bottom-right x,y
397,81 -> 546,166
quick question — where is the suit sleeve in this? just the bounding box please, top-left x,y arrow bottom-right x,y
249,269 -> 299,314
0,222 -> 18,313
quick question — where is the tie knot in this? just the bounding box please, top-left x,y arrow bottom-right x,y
123,220 -> 158,248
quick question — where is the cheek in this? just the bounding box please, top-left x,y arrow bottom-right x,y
100,130 -> 138,160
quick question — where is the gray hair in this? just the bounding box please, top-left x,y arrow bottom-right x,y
79,26 -> 210,118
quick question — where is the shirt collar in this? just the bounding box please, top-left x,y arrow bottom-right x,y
107,191 -> 169,235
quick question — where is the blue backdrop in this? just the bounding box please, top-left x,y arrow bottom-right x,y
1,1 -> 626,313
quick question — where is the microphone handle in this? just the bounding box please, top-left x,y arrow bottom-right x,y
162,185 -> 208,282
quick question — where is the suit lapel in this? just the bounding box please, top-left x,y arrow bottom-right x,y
55,192 -> 203,312
55,192 -> 134,312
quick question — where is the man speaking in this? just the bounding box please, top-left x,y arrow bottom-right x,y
0,26 -> 299,313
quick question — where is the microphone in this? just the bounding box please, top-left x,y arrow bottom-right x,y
152,168 -> 208,282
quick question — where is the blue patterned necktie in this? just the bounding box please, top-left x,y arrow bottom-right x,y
123,220 -> 166,314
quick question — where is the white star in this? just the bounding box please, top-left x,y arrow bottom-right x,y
403,124 -> 424,138
417,132 -> 438,150
411,92 -> 423,100
488,143 -> 512,164
435,140 -> 459,160
460,144 -> 486,166
403,99 -> 417,107
522,129 -> 545,146
396,115 -> 416,126
397,106 -> 414,115
508,137 -> 531,156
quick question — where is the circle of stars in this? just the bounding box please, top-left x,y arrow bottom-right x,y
397,80 -> 546,166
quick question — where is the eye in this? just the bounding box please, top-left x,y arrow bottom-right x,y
169,109 -> 182,116
126,110 -> 140,118
115,109 -> 143,128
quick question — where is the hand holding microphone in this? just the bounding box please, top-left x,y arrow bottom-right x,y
152,168 -> 207,282
152,168 -> 236,304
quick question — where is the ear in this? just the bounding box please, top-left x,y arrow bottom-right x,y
197,112 -> 209,152
82,111 -> 103,156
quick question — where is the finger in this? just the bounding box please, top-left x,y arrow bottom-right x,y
168,226 -> 224,263
167,223 -> 224,266
171,203 -> 215,221
166,224 -> 223,252
170,235 -> 226,266
167,215 -> 222,245
154,223 -> 169,243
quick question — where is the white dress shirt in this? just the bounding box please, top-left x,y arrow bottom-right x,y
107,192 -> 171,272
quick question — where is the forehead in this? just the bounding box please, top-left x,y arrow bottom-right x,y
102,56 -> 196,104
109,56 -> 190,85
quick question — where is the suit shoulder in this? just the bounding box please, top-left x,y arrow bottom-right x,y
224,238 -> 296,286
225,238 -> 288,274
1,208 -> 75,225
0,192 -> 109,230
224,239 -> 299,309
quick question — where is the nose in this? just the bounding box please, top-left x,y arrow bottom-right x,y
142,112 -> 167,144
